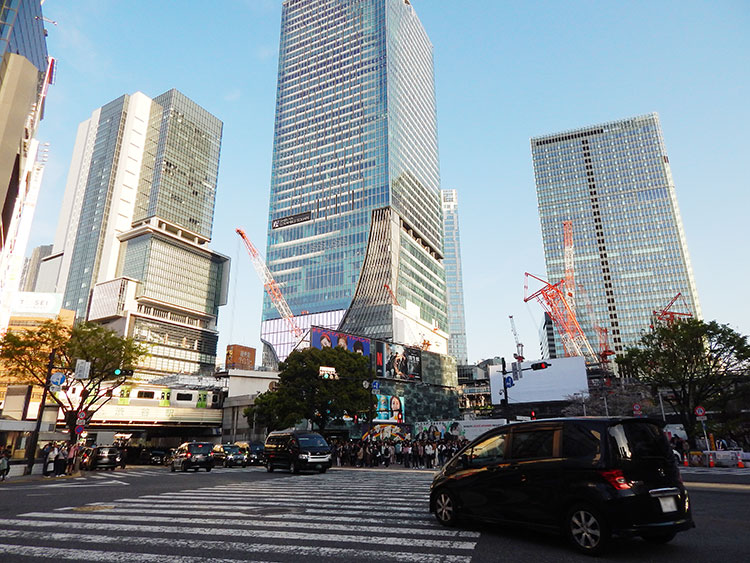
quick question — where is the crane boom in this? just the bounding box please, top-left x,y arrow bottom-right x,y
509,315 -> 524,362
235,228 -> 303,339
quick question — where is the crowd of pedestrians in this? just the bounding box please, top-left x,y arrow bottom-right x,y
330,437 -> 469,469
41,441 -> 79,477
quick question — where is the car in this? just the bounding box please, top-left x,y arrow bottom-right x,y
243,442 -> 265,466
429,417 -> 694,555
149,449 -> 167,465
212,444 -> 246,467
264,430 -> 332,474
170,442 -> 214,472
81,446 -> 121,471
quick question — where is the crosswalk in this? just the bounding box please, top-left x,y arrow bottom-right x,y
0,470 -> 477,562
25,467 -> 256,489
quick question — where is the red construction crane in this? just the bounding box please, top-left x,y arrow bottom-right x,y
563,220 -> 576,314
652,293 -> 693,326
524,272 -> 596,361
235,228 -> 303,339
384,283 -> 399,306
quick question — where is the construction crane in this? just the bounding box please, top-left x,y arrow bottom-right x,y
508,315 -> 524,362
524,272 -> 597,361
384,283 -> 399,306
652,293 -> 693,326
563,220 -> 576,315
235,228 -> 303,339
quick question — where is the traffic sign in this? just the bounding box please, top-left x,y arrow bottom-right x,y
50,372 -> 66,387
74,425 -> 85,435
504,376 -> 514,389
77,411 -> 87,421
694,405 -> 706,416
371,380 -> 380,391
696,415 -> 707,421
74,359 -> 91,380
632,403 -> 641,412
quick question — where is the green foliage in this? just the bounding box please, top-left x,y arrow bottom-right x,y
0,319 -> 148,436
244,346 -> 373,432
617,318 -> 750,446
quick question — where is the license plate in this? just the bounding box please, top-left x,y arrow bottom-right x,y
659,496 -> 678,513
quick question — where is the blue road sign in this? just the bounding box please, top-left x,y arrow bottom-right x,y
371,380 -> 380,391
504,376 -> 514,388
50,372 -> 65,387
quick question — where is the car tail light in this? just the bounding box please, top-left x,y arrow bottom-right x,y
600,469 -> 631,490
186,452 -> 192,458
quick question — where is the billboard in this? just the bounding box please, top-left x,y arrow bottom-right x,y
375,394 -> 405,423
375,341 -> 422,380
489,356 -> 588,404
225,345 -> 256,370
413,419 -> 508,442
310,326 -> 370,356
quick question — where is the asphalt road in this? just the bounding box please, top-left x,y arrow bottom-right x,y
0,465 -> 748,562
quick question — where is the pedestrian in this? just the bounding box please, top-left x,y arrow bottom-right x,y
55,444 -> 67,476
66,442 -> 78,475
0,450 -> 9,481
41,442 -> 52,477
45,443 -> 58,477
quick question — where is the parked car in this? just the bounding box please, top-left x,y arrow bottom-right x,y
149,449 -> 167,465
429,417 -> 694,555
170,442 -> 214,472
212,444 -> 246,467
264,430 -> 331,474
81,446 -> 122,471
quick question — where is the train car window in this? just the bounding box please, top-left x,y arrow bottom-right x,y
136,391 -> 155,399
175,392 -> 193,401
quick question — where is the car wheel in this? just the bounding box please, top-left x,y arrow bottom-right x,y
433,488 -> 459,526
181,462 -> 187,472
266,463 -> 274,473
170,462 -> 175,472
206,466 -> 212,472
642,531 -> 677,544
566,504 -> 610,555
291,461 -> 300,474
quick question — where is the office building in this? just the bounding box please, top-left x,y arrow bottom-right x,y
262,0 -> 447,361
441,189 -> 468,364
538,312 -> 558,359
19,242 -> 51,291
531,113 -> 701,356
0,0 -> 53,332
41,89 -> 229,378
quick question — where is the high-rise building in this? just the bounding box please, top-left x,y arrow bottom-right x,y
41,89 -> 229,378
0,0 -> 53,332
441,189 -> 468,364
538,312 -> 557,360
262,0 -> 447,361
19,243 -> 51,291
531,113 -> 701,356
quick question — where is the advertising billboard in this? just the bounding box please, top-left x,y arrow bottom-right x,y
310,327 -> 370,356
225,345 -> 256,370
375,341 -> 422,380
375,394 -> 405,423
489,356 -> 588,404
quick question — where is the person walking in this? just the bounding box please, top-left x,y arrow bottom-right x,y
54,444 -> 67,477
45,443 -> 58,477
0,450 -> 9,481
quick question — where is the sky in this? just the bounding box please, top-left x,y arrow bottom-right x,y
28,0 -> 750,366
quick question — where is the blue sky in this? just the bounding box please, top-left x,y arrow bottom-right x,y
31,1 -> 750,364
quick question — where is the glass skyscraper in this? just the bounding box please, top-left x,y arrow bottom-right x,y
531,113 -> 701,357
441,189 -> 468,365
45,89 -> 228,378
262,0 -> 447,360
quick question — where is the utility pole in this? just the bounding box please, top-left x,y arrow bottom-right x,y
25,350 -> 55,475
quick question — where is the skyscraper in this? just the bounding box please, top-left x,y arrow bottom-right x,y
441,189 -> 468,364
42,89 -> 228,378
531,113 -> 701,357
262,0 -> 447,360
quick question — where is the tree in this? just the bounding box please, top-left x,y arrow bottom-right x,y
0,319 -> 148,440
563,382 -> 653,417
244,346 -> 372,433
617,318 -> 750,447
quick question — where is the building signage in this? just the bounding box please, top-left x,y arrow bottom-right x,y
375,394 -> 405,423
375,341 -> 422,381
310,326 -> 370,356
271,211 -> 311,229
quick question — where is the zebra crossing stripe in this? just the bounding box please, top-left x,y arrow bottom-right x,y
8,516 -> 477,550
24,509 -> 477,538
0,530 -> 473,563
0,543 -> 258,563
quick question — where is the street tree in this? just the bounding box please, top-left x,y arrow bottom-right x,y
563,382 -> 654,417
0,319 -> 147,439
617,318 -> 750,447
245,346 -> 372,433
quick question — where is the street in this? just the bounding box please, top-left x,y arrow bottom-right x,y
0,466 -> 748,562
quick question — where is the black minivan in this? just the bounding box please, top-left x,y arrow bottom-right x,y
264,430 -> 332,474
429,417 -> 694,554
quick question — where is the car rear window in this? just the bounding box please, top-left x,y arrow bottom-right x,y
297,434 -> 328,447
608,422 -> 671,461
98,448 -> 118,455
188,443 -> 212,453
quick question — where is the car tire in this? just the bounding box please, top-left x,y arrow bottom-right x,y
170,463 -> 175,472
181,462 -> 187,472
433,488 -> 459,527
266,463 -> 274,473
565,504 -> 610,555
206,466 -> 212,472
642,531 -> 677,544
291,461 -> 300,474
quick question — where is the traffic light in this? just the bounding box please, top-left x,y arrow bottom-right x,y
114,368 -> 134,376
531,410 -> 536,420
531,362 -> 551,370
